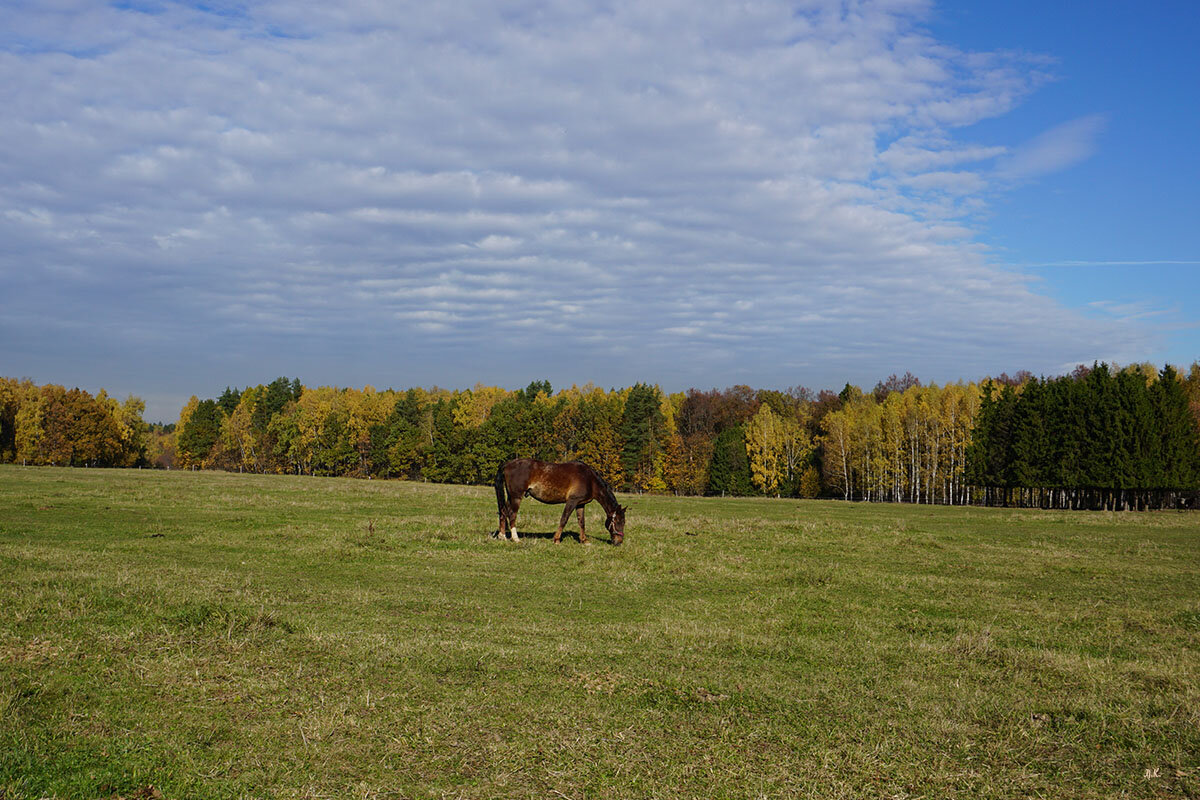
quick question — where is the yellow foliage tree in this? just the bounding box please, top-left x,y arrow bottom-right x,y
663,431 -> 712,495
452,384 -> 511,429
745,404 -> 812,495
174,396 -> 201,469
97,390 -> 147,467
798,465 -> 821,498
819,406 -> 854,500
344,386 -> 394,474
219,392 -> 259,472
177,396 -> 199,437
14,382 -> 46,465
0,378 -> 22,461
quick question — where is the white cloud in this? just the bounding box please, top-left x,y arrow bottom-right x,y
996,114 -> 1108,180
0,1 -> 1147,419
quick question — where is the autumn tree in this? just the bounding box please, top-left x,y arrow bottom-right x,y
343,386 -> 393,476
745,403 -> 813,496
67,389 -> 122,467
0,378 -> 21,460
106,392 -> 148,467
798,466 -> 821,498
218,390 -> 260,472
144,422 -> 177,469
549,386 -> 624,486
662,431 -> 713,495
453,384 -> 512,430
0,383 -> 141,467
819,405 -> 854,500
872,372 -> 921,403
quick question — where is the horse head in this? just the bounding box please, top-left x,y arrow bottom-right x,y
605,504 -> 627,545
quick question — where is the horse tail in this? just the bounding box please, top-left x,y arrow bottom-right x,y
494,460 -> 509,518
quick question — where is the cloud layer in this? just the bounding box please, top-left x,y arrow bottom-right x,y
0,0 -> 1152,417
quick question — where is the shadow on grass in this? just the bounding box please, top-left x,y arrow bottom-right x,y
487,529 -> 617,544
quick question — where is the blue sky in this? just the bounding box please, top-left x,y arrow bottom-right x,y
929,0 -> 1200,367
1,0 -> 1197,422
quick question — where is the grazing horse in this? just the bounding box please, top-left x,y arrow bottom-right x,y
494,458 -> 626,544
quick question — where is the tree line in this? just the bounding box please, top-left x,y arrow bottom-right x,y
2,364 -> 1198,508
0,378 -> 153,468
965,364 -> 1200,510
167,379 -> 842,495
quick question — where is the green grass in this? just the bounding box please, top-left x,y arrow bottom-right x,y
1,465 -> 1198,799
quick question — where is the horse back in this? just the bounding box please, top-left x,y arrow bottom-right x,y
506,457 -> 593,504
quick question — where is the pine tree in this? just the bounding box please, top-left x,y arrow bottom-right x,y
1010,378 -> 1049,494
708,424 -> 755,496
1153,365 -> 1200,490
620,383 -> 666,491
517,379 -> 552,404
217,386 -> 241,415
374,389 -> 426,479
177,399 -> 223,468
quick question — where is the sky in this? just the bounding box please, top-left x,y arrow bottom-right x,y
2,0 -> 1197,422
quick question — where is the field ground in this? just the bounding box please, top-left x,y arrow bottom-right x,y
1,466 -> 1198,799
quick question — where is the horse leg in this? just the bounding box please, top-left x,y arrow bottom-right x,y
507,496 -> 523,541
576,506 -> 588,544
555,500 -> 579,543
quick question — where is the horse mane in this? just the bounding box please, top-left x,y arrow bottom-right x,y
574,461 -> 621,512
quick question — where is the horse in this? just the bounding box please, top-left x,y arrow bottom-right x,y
494,458 -> 626,544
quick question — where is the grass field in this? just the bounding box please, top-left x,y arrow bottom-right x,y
1,465 -> 1198,799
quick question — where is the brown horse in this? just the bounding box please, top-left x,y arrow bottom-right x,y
494,458 -> 626,544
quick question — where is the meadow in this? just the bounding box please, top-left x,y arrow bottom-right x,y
1,465 -> 1197,799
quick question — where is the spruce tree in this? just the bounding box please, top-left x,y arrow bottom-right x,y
217,386 -> 241,415
1081,363 -> 1116,498
620,383 -> 666,490
177,399 -> 222,466
707,424 -> 755,496
965,381 -> 996,492
1153,366 -> 1200,490
1011,378 -> 1050,492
